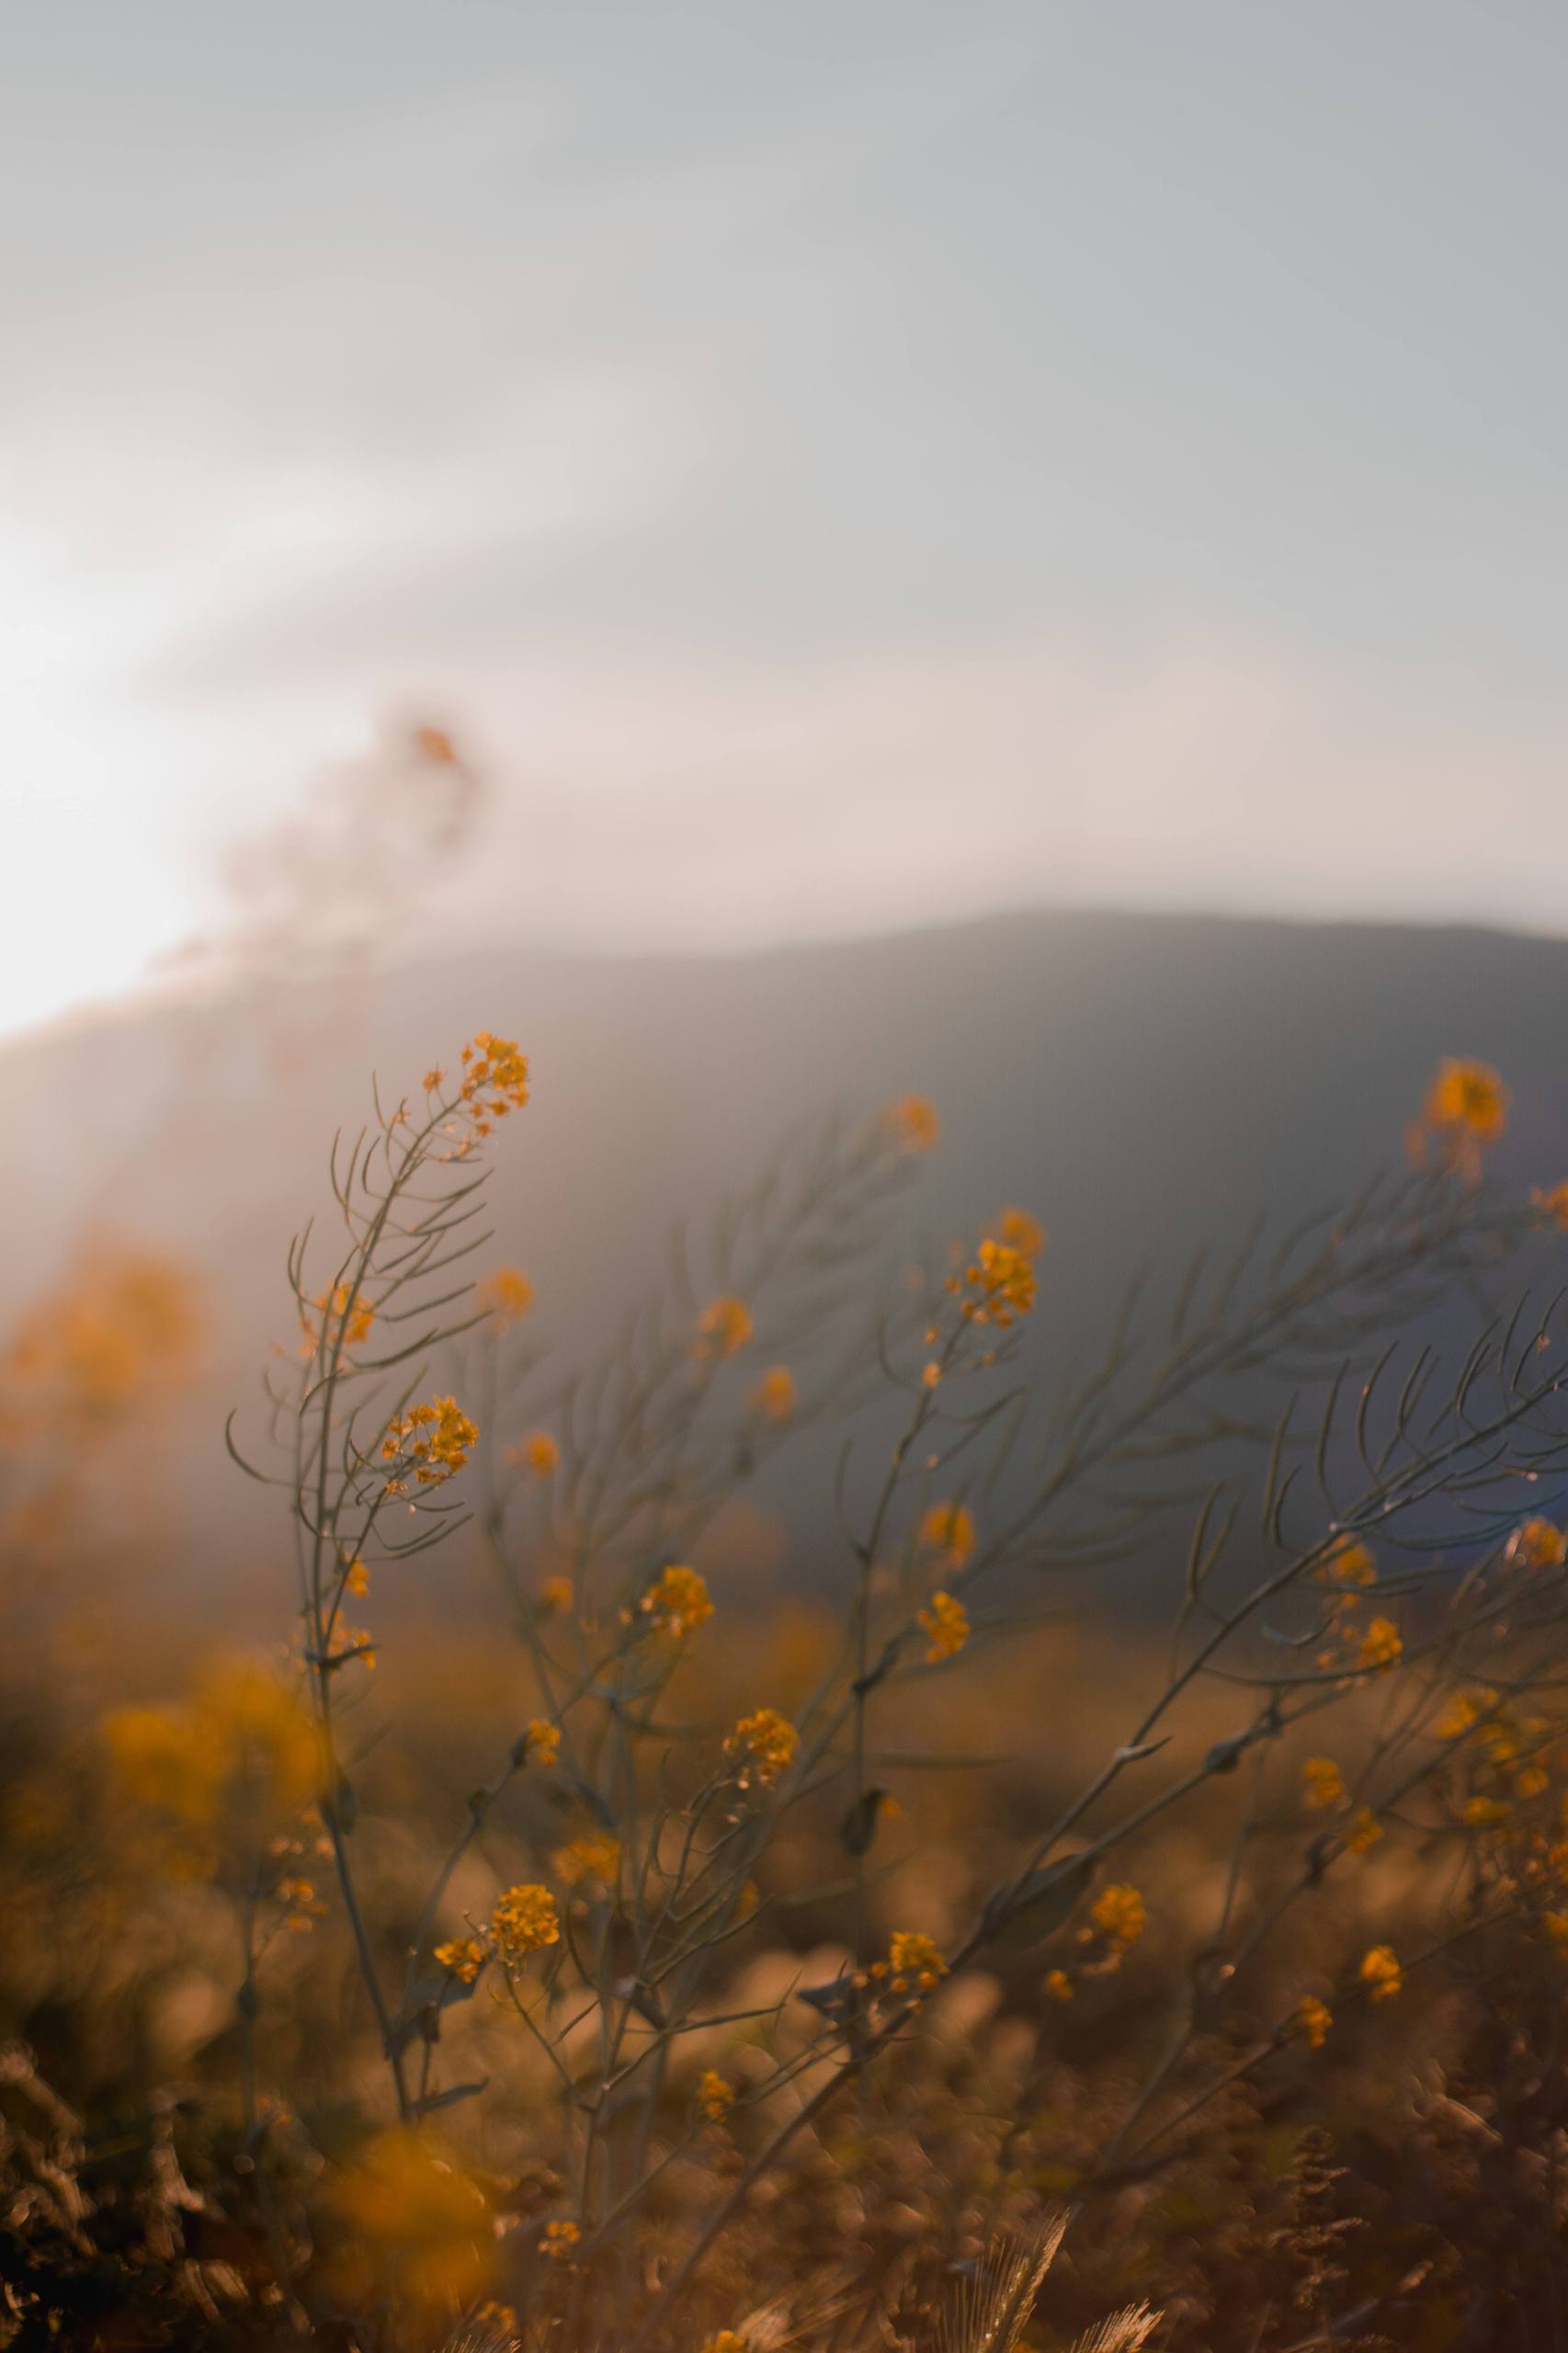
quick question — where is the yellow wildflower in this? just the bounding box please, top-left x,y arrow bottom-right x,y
1437,1690 -> 1483,1740
920,1501 -> 976,1570
917,1589 -> 970,1664
539,1574 -> 574,1615
1090,1884 -> 1147,1950
1344,1807 -> 1383,1855
381,1395 -> 477,1488
1320,1536 -> 1377,1588
993,1205 -> 1047,1258
1463,1794 -> 1511,1830
540,2220 -> 580,2261
434,1938 -> 485,1984
510,1429 -> 558,1476
342,1555 -> 369,1597
1045,1968 -> 1074,2003
1358,1616 -> 1403,1673
1423,1057 -> 1507,1143
641,1563 -> 712,1639
1533,1180 -> 1568,1232
553,1833 -> 620,1890
521,1718 -> 561,1768
1512,1517 -> 1567,1571
458,1032 -> 530,1118
1301,1756 -> 1347,1812
697,1295 -> 753,1358
698,2070 -> 734,2122
749,1365 -> 798,1422
883,1095 -> 940,1153
413,723 -> 460,766
1517,1764 -> 1551,1800
725,1708 -> 799,1788
325,2130 -> 493,2308
304,1282 -> 374,1353
961,1238 -> 1037,1328
1359,1944 -> 1403,2001
475,1267 -> 535,1325
1297,1995 -> 1333,2049
883,1929 -> 947,1994
490,1882 -> 560,1956
422,1067 -> 446,1093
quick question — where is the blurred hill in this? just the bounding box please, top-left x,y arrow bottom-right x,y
7,904 -> 1568,1607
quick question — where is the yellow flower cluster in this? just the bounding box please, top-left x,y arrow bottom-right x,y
640,1563 -> 713,1639
882,1094 -> 940,1153
949,1239 -> 1037,1328
749,1365 -> 798,1422
325,2130 -> 493,2309
381,1395 -> 478,1489
540,2220 -> 580,2261
1512,1517 -> 1567,1571
696,1295 -> 753,1358
1089,1883 -> 1147,1953
521,1718 -> 561,1768
434,1938 -> 485,1984
1423,1057 -> 1507,1143
1358,1616 -> 1403,1673
917,1589 -> 970,1664
992,1205 -> 1047,1258
1344,1806 -> 1383,1855
475,1266 -> 535,1325
553,1832 -> 620,1889
491,1881 -> 560,1956
698,2069 -> 734,2122
725,1707 -> 799,1788
510,1429 -> 559,1477
1533,1181 -> 1568,1232
1359,1943 -> 1403,2001
1301,1756 -> 1347,1812
920,1501 -> 976,1569
1319,1536 -> 1377,1589
303,1282 -> 375,1355
1297,1995 -> 1333,2048
459,1033 -> 530,1132
881,1929 -> 947,1995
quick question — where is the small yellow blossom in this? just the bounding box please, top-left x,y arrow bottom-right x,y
1437,1690 -> 1484,1740
475,1267 -> 535,1325
1516,1764 -> 1551,1800
749,1365 -> 798,1422
1344,1807 -> 1383,1855
510,1429 -> 558,1476
1359,1944 -> 1403,2001
698,2069 -> 734,2122
434,1938 -> 485,1984
540,2220 -> 580,2261
325,2130 -> 493,2308
539,1574 -> 574,1615
883,1929 -> 947,1995
697,1295 -> 753,1358
960,1239 -> 1037,1328
1463,1794 -> 1511,1830
725,1708 -> 799,1788
1358,1616 -> 1403,1673
1545,1911 -> 1568,1957
1320,1536 -> 1377,1588
553,1833 -> 620,1891
1512,1517 -> 1567,1571
521,1718 -> 561,1768
1297,1995 -> 1333,2048
641,1563 -> 713,1639
490,1882 -> 560,1956
277,1875 -> 326,1927
413,723 -> 460,766
920,1501 -> 977,1570
1090,1884 -> 1147,1950
993,1205 -> 1047,1259
917,1589 -> 970,1664
1045,1968 -> 1074,2003
922,1361 -> 942,1389
883,1095 -> 940,1153
303,1282 -> 374,1354
1301,1756 -> 1347,1812
1423,1057 -> 1508,1143
1533,1180 -> 1568,1232
342,1555 -> 369,1597
382,1395 -> 477,1488
422,1067 -> 446,1094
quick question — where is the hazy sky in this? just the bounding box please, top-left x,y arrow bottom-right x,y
5,0 -> 1566,1036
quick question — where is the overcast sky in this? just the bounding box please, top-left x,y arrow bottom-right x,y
5,0 -> 1566,1036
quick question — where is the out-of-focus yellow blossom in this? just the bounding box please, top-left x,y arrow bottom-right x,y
1533,1181 -> 1568,1232
749,1365 -> 798,1422
881,1930 -> 947,1995
1517,1764 -> 1551,1800
1045,1968 -> 1074,2003
725,1708 -> 799,1788
1423,1057 -> 1508,1143
105,1657 -> 317,1840
325,2130 -> 494,2308
1463,1794 -> 1511,1830
922,1360 -> 943,1389
920,1501 -> 977,1570
540,2220 -> 580,2261
509,1429 -> 558,1476
1297,1995 -> 1333,2048
1320,1536 -> 1377,1588
520,1718 -> 561,1768
490,1882 -> 560,1955
421,1067 -> 446,1094
956,1239 -> 1037,1328
303,1283 -> 374,1354
917,1589 -> 970,1664
1512,1517 -> 1567,1571
1344,1807 -> 1383,1855
381,1395 -> 477,1489
698,2070 -> 734,2122
277,1876 -> 326,1929
882,1095 -> 940,1153
434,1938 -> 485,1984
1437,1689 -> 1485,1739
992,1205 -> 1047,1258
1301,1756 -> 1347,1812
734,1880 -> 759,1920
1359,1944 -> 1403,2001
641,1563 -> 713,1639
1090,1884 -> 1147,1951
341,1554 -> 369,1596
413,723 -> 460,766
553,1832 -> 620,1890
459,1033 -> 530,1123
1545,1912 -> 1568,1957
1358,1616 -> 1403,1673
696,1295 -> 753,1358
475,1266 -> 535,1325
539,1574 -> 574,1615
